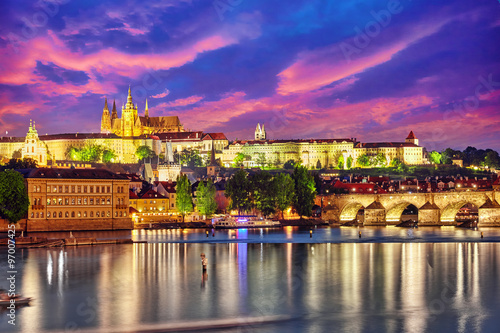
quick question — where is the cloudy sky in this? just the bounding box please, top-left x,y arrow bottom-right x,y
1,0 -> 499,152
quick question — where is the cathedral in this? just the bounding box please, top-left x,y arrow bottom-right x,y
101,87 -> 184,136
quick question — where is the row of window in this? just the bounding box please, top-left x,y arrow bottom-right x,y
31,210 -> 127,218
44,197 -> 126,205
40,185 -> 127,194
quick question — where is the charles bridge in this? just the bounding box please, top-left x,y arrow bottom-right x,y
320,190 -> 500,226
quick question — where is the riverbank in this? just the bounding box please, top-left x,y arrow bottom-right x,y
0,236 -> 143,248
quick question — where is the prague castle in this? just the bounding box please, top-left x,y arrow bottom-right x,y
101,87 -> 184,136
0,86 -> 424,168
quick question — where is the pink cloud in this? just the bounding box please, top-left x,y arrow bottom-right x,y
151,89 -> 171,99
156,95 -> 204,108
277,20 -> 450,95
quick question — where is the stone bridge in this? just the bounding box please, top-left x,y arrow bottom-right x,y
320,191 -> 500,226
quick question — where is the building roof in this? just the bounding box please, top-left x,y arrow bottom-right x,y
19,168 -> 129,180
0,136 -> 24,143
153,131 -> 204,142
39,133 -> 122,140
233,138 -> 355,145
141,189 -> 167,199
406,131 -> 416,139
203,133 -> 228,141
357,142 -> 419,148
129,191 -> 140,199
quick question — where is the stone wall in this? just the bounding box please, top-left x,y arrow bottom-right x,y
25,218 -> 133,232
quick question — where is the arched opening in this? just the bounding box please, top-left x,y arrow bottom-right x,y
455,203 -> 478,226
401,204 -> 418,222
386,202 -> 418,223
339,202 -> 364,222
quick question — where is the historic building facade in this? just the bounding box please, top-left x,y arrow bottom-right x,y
100,87 -> 184,136
19,168 -> 132,231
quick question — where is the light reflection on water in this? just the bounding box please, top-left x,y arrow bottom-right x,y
0,242 -> 499,332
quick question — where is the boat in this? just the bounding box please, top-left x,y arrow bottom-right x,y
213,215 -> 281,229
0,289 -> 32,307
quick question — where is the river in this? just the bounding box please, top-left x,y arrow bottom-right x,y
1,227 -> 500,332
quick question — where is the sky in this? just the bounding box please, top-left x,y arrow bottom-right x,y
0,0 -> 499,152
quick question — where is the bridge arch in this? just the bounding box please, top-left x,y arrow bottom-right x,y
339,202 -> 364,222
385,201 -> 418,223
441,200 -> 480,223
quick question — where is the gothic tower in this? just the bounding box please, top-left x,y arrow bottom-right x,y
111,100 -> 118,120
121,86 -> 138,137
255,123 -> 266,140
100,97 -> 112,133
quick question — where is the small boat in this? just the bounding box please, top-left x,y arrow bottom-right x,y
0,289 -> 32,307
213,215 -> 281,229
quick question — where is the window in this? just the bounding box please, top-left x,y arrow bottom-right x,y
65,186 -> 69,193
65,198 -> 69,205
102,198 -> 106,205
59,212 -> 62,218
171,203 -> 174,208
115,212 -> 118,217
47,186 -> 51,193
77,211 -> 81,217
53,186 -> 57,193
106,211 -> 110,217
40,212 -> 43,218
65,211 -> 69,218
72,198 -> 75,205
90,211 -> 93,217
101,211 -> 105,218
78,198 -> 82,205
47,212 -> 50,218
36,213 -> 39,218
96,211 -> 100,217
107,186 -> 111,193
77,186 -> 81,193
120,211 -> 123,217
107,198 -> 110,205
90,186 -> 94,193
47,198 -> 51,205
83,211 -> 87,217
96,186 -> 100,193
84,198 -> 87,205
83,186 -> 87,193
71,212 -> 75,218
90,198 -> 94,205
144,200 -> 147,204
58,186 -> 62,193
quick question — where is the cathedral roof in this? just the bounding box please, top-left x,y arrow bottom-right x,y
140,116 -> 181,127
357,142 -> 419,148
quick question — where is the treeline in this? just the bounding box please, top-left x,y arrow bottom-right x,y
429,146 -> 499,168
224,166 -> 317,219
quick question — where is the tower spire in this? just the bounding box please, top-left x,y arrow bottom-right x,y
127,86 -> 132,103
112,100 -> 118,119
145,98 -> 149,117
104,97 -> 109,110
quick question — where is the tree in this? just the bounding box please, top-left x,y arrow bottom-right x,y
346,156 -> 353,169
274,173 -> 295,219
256,153 -> 267,168
136,145 -> 153,161
357,154 -> 371,167
3,157 -> 38,170
484,150 -> 500,169
0,170 -> 30,223
102,149 -> 117,163
390,158 -> 402,168
175,174 -> 193,223
232,152 -> 246,167
374,153 -> 387,167
337,155 -> 345,169
292,165 -> 316,219
429,151 -> 442,164
196,180 -> 217,219
225,169 -> 252,214
283,159 -> 297,170
175,148 -> 203,168
249,171 -> 276,217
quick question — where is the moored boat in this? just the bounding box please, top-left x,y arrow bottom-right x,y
213,216 -> 281,229
0,289 -> 32,307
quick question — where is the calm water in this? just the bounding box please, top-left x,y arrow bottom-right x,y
1,231 -> 500,332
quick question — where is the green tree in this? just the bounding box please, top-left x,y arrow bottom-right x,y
357,154 -> 371,167
196,180 -> 217,219
0,170 -> 30,223
256,153 -> 267,168
232,152 -> 246,167
66,146 -> 81,161
274,173 -> 295,219
175,174 -> 193,223
346,156 -> 353,169
102,149 -> 117,163
390,158 -> 402,168
136,145 -> 153,161
3,157 -> 38,170
292,165 -> 316,219
175,148 -> 203,168
225,169 -> 252,214
249,171 -> 276,217
429,151 -> 442,164
374,153 -> 387,167
484,150 -> 500,169
283,159 -> 297,170
337,155 -> 345,169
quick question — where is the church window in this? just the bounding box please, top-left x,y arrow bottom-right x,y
96,211 -> 100,217
77,211 -> 81,217
32,147 -> 34,153
83,211 -> 87,217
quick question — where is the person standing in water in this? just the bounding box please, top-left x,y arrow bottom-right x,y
200,253 -> 208,271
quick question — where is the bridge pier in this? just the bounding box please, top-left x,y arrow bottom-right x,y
478,198 -> 500,227
364,201 -> 385,226
418,202 -> 441,226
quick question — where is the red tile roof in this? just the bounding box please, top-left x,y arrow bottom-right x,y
406,131 -> 416,139
141,189 -> 167,199
203,133 -> 228,141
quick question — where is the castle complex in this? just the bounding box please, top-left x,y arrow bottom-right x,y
0,88 -> 425,168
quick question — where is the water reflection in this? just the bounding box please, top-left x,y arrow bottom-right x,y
1,243 -> 499,332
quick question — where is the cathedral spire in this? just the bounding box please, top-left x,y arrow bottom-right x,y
145,98 -> 149,117
104,97 -> 109,111
127,86 -> 132,103
112,100 -> 118,119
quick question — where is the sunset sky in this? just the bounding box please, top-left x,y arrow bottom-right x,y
1,0 -> 499,152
